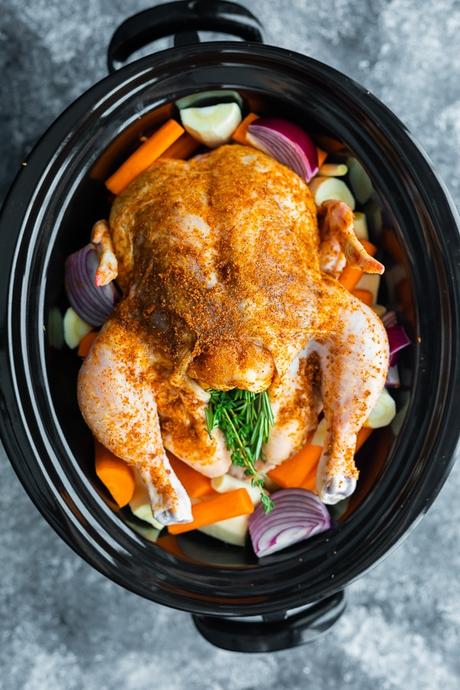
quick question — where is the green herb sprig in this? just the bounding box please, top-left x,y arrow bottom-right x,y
205,389 -> 275,512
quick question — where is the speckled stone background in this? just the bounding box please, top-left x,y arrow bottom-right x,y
1,1 -> 459,688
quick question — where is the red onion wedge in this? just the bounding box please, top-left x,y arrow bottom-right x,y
387,324 -> 411,367
381,310 -> 397,328
247,117 -> 319,182
65,244 -> 118,327
248,489 -> 331,557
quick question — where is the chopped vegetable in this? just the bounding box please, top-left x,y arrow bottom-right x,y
309,176 -> 355,209
353,211 -> 369,240
249,489 -> 331,557
106,119 -> 184,194
387,324 -> 411,366
386,365 -> 400,388
316,147 -> 328,167
65,244 -> 118,326
382,310 -> 397,328
176,89 -> 244,111
199,514 -> 249,546
232,112 -> 259,145
352,289 -> 373,306
310,418 -> 327,446
77,331 -> 97,357
365,389 -> 396,428
129,469 -> 163,529
63,307 -> 92,349
159,132 -> 200,160
168,455 -> 214,499
356,426 -> 373,450
363,200 -> 383,235
319,163 -> 348,177
354,273 -> 381,304
267,443 -> 322,489
95,440 -> 135,507
246,117 -> 319,182
339,239 -> 377,291
180,103 -> 242,148
373,304 -> 387,318
168,488 -> 254,534
211,474 -> 263,504
347,157 -> 373,204
206,389 -> 274,512
47,307 -> 64,349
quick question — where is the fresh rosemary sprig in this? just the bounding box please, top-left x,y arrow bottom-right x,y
205,389 -> 275,512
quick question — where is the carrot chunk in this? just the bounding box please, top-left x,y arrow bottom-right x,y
316,147 -> 328,167
268,444 -> 322,488
168,489 -> 254,534
95,440 -> 135,507
232,112 -> 259,144
352,289 -> 373,306
78,331 -> 98,357
106,119 -> 184,194
168,454 -> 214,499
159,132 -> 200,160
356,426 -> 373,451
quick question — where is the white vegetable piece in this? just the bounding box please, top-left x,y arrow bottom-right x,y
180,103 -> 242,148
310,418 -> 327,446
355,273 -> 381,304
353,211 -> 369,240
211,474 -> 263,505
199,515 -> 249,547
309,176 -> 355,210
63,307 -> 92,349
129,470 -> 163,530
365,388 -> 396,428
347,157 -> 373,204
319,163 -> 348,177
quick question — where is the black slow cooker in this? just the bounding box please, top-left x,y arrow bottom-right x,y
1,0 -> 459,653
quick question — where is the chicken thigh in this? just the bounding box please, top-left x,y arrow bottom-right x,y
78,144 -> 388,521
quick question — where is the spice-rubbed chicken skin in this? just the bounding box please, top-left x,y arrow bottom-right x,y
78,144 -> 388,523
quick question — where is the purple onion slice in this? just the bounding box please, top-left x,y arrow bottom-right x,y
65,244 -> 118,327
247,117 -> 319,182
249,489 -> 331,558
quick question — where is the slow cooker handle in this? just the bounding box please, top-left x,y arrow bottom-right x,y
107,0 -> 264,72
192,590 -> 346,652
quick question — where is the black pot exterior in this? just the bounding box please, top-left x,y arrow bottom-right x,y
0,39 -> 459,629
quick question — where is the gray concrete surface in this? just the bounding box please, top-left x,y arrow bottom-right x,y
1,1 -> 459,688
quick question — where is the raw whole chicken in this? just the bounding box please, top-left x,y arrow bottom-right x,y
78,145 -> 388,524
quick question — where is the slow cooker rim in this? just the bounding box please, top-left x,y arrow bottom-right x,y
1,40 -> 459,616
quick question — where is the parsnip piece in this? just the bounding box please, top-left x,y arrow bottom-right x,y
199,515 -> 249,546
63,307 -> 92,349
353,211 -> 369,240
365,388 -> 396,428
355,273 -> 381,304
309,176 -> 355,210
211,474 -> 263,504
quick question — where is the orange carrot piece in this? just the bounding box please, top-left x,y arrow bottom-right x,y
95,440 -> 135,507
352,289 -> 373,306
316,147 -> 328,167
339,240 -> 378,291
268,444 -> 322,489
168,489 -> 254,534
232,112 -> 259,145
339,265 -> 364,291
168,455 -> 214,499
106,119 -> 184,194
159,132 -> 200,160
78,331 -> 98,358
356,426 -> 373,451
156,534 -> 185,558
